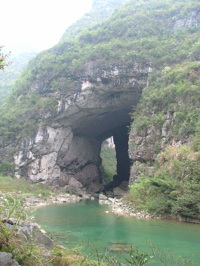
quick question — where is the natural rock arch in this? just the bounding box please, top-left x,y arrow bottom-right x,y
14,63 -> 150,195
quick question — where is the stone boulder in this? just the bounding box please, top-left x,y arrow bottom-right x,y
0,252 -> 19,266
20,222 -> 53,250
113,187 -> 126,197
99,193 -> 108,200
3,218 -> 53,250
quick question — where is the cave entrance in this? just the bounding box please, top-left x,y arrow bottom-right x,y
100,124 -> 130,191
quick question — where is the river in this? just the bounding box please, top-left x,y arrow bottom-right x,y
32,199 -> 200,265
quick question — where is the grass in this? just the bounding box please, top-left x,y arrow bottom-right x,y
0,175 -> 53,198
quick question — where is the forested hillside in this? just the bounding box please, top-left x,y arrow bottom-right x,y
0,48 -> 37,105
60,0 -> 128,41
0,0 -> 199,221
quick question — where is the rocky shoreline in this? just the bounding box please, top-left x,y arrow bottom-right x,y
98,195 -> 200,224
24,193 -> 84,209
9,188 -> 149,222
23,192 -> 200,224
24,191 -> 155,220
25,192 -> 191,223
98,193 -> 155,219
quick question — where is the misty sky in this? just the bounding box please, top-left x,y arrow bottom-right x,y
1,0 -> 92,52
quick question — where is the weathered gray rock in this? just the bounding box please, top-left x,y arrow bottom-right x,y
113,187 -> 126,197
13,63 -> 148,194
24,193 -> 82,208
128,109 -> 188,183
173,11 -> 200,30
99,193 -> 108,200
20,222 -> 53,249
68,177 -> 84,195
119,181 -> 129,191
3,218 -> 53,250
0,252 -> 19,266
100,196 -> 154,219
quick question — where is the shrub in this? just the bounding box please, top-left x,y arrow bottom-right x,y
125,145 -> 200,219
0,161 -> 15,176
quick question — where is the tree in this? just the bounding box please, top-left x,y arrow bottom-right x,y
0,46 -> 10,70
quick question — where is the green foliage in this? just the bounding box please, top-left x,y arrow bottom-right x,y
0,92 -> 57,141
74,0 -> 200,68
0,46 -> 10,70
150,243 -> 198,266
0,175 -> 53,198
90,246 -> 150,265
0,194 -> 90,265
51,245 -> 91,265
192,122 -> 200,151
100,146 -> 116,184
88,243 -> 197,265
0,49 -> 37,105
131,61 -> 200,154
0,193 -> 26,221
0,161 -> 15,176
125,145 -> 200,219
0,194 -> 49,266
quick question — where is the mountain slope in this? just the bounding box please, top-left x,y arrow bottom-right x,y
0,49 -> 37,105
60,0 -> 128,42
1,0 -> 199,141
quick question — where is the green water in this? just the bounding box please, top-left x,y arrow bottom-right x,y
33,200 -> 200,264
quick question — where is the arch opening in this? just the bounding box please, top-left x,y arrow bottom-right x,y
53,81 -> 143,194
101,136 -> 117,185
14,65 -> 146,195
100,124 -> 131,194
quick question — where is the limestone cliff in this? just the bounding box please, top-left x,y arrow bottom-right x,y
14,62 -> 148,194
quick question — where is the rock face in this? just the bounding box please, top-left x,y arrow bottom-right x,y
128,109 -> 185,183
3,218 -> 53,250
173,11 -> 200,30
0,252 -> 19,266
14,63 -> 148,194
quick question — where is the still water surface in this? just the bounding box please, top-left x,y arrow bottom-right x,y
33,200 -> 200,264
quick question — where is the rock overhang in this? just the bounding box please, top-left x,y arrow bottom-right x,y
55,68 -> 147,139
13,63 -> 149,194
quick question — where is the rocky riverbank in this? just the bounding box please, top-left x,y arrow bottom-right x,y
21,191 -> 200,223
23,190 -> 153,220
2,189 -> 194,226
23,191 -> 156,220
24,193 -> 83,209
8,186 -> 196,224
0,191 -> 93,266
98,194 -> 200,224
98,193 -> 155,219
